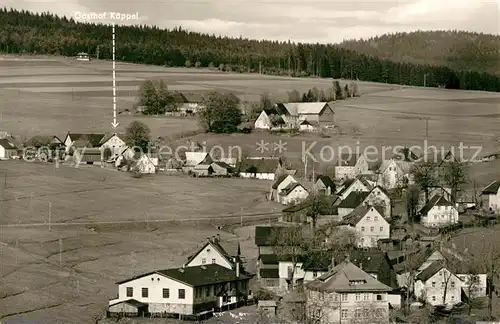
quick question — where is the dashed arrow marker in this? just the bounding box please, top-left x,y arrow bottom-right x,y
111,22 -> 119,128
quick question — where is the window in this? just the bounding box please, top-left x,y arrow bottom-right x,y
451,281 -> 455,288
451,296 -> 455,300
201,258 -> 206,264
364,293 -> 370,301
374,216 -> 378,221
206,286 -> 211,297
341,293 -> 348,302
441,282 -> 445,288
126,287 -> 133,297
432,282 -> 436,287
341,309 -> 348,318
178,289 -> 185,299
361,226 -> 365,231
141,287 -> 148,298
380,226 -> 383,232
367,216 -> 371,221
355,309 -> 361,318
434,215 -> 437,219
163,288 -> 169,298
432,296 -> 436,301
313,271 -> 318,278
370,226 -> 374,232
212,258 -> 216,264
356,293 -> 361,301
376,294 -> 383,301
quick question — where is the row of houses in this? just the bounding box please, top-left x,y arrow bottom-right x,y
253,225 -> 487,323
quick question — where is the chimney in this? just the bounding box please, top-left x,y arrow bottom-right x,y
359,262 -> 363,270
236,261 -> 240,278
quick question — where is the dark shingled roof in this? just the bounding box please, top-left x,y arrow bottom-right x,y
238,157 -> 281,173
272,174 -> 289,189
316,175 -> 335,190
254,226 -> 301,246
0,139 -> 18,150
279,182 -> 305,196
340,205 -> 385,226
186,239 -> 241,267
419,194 -> 454,215
482,180 -> 500,195
259,254 -> 278,265
416,261 -> 444,281
67,133 -> 105,147
338,191 -> 370,209
282,200 -> 312,213
260,268 -> 279,278
336,153 -> 361,167
117,264 -> 250,287
392,147 -> 419,162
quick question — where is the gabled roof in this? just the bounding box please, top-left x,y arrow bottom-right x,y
282,200 -> 312,213
316,175 -> 335,189
258,254 -> 279,265
482,180 -> 500,195
185,152 -> 209,167
392,147 -> 419,162
336,153 -> 361,167
419,194 -> 454,215
279,182 -> 306,196
338,191 -> 370,209
367,185 -> 391,199
186,238 -> 240,268
66,133 -> 105,147
305,261 -> 392,293
276,102 -> 330,116
255,110 -> 272,127
336,177 -> 371,197
416,261 -> 445,281
179,92 -> 205,103
379,159 -> 413,175
109,299 -> 147,308
272,174 -> 291,189
299,119 -> 312,125
255,226 -> 300,246
116,264 -> 250,286
98,133 -> 123,146
212,161 -> 233,170
0,139 -> 18,150
340,205 -> 384,226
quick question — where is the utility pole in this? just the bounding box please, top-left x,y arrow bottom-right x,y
425,119 -> 429,138
48,201 -> 52,231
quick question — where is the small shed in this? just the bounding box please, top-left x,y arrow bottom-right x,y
108,299 -> 148,317
258,300 -> 277,317
211,161 -> 233,176
193,164 -> 213,177
254,110 -> 272,130
74,148 -> 102,165
299,119 -> 315,132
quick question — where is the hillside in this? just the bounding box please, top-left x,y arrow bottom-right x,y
339,30 -> 500,75
0,8 -> 499,92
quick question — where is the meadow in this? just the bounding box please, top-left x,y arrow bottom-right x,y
1,55 -> 500,323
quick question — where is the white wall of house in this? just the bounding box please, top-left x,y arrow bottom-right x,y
355,155 -> 370,175
239,172 -> 275,180
458,274 -> 487,298
306,290 -> 390,324
414,268 -> 462,306
185,243 -> 233,270
276,175 -> 298,203
0,146 -> 17,159
278,261 -> 304,291
64,136 -> 73,152
100,135 -> 127,158
299,124 -> 315,132
339,180 -> 370,200
364,188 -> 392,219
315,180 -> 332,196
281,185 -> 309,205
388,294 -> 402,308
255,111 -> 272,129
335,166 -> 355,180
135,156 -> 157,174
110,273 -> 194,315
355,208 -> 390,248
421,205 -> 459,227
303,270 -> 327,283
377,160 -> 407,189
485,190 -> 500,212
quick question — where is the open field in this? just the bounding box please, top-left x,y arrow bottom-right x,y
0,160 -> 278,323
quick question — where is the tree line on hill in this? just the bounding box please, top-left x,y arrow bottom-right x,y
1,8 -> 499,92
339,30 -> 500,76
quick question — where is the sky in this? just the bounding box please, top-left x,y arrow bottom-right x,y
5,0 -> 500,43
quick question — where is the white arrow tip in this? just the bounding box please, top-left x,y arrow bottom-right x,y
111,122 -> 120,128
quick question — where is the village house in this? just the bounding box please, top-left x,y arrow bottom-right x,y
337,191 -> 370,219
334,153 -> 370,180
278,182 -> 309,205
298,119 -> 315,132
108,263 -> 250,318
274,102 -> 335,128
238,157 -> 289,181
314,175 -> 335,196
176,92 -> 206,115
254,110 -> 273,130
99,133 -> 127,159
335,177 -> 372,200
377,158 -> 413,189
63,132 -> 105,152
72,148 -> 103,165
363,185 -> 392,219
257,254 -> 280,291
392,146 -> 419,162
269,174 -> 298,202
414,261 -> 463,306
420,194 -> 459,227
183,151 -> 210,173
185,235 -> 243,272
257,300 -> 277,318
339,205 -> 390,248
131,154 -> 157,174
305,259 -> 392,324
0,139 -> 20,159
210,161 -> 233,176
481,180 -> 500,213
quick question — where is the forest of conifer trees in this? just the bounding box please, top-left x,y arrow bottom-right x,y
1,8 -> 499,92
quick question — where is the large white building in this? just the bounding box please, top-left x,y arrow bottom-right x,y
305,260 -> 392,324
420,194 -> 459,227
377,158 -> 413,189
108,264 -> 250,317
414,261 -> 463,306
339,205 -> 390,248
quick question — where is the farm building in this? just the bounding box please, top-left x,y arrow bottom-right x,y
192,164 -> 213,177
64,132 -> 105,152
210,161 -> 234,176
269,174 -> 298,202
257,254 -> 280,291
131,155 -> 157,174
481,180 -> 500,213
108,264 -> 250,317
176,92 -> 206,115
314,175 -> 335,196
183,152 -> 210,172
336,177 -> 372,200
99,133 -> 127,159
278,182 -> 309,205
334,153 -> 369,180
73,148 -> 103,165
338,205 -> 390,248
0,139 -> 20,159
238,157 -> 287,180
419,194 -> 458,227
298,119 -> 315,131
274,102 -> 335,128
254,110 -> 273,130
337,191 -> 370,219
